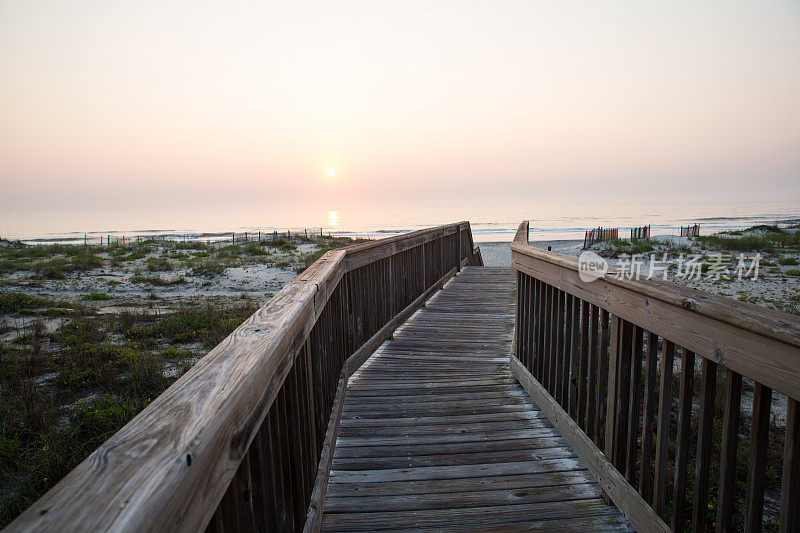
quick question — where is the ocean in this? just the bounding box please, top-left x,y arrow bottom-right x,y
5,200 -> 800,245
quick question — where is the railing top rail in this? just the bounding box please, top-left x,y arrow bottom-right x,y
343,221 -> 471,270
9,222 -> 478,532
513,220 -> 800,399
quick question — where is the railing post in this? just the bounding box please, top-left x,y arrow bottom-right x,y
457,226 -> 462,270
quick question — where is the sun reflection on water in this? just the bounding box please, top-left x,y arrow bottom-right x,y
327,210 -> 339,228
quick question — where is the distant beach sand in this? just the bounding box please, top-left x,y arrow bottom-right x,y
480,239 -> 583,267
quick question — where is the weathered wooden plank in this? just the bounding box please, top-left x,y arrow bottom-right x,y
325,470 -> 596,498
337,418 -> 551,437
324,481 -> 602,512
321,267 -> 630,531
511,356 -> 669,532
329,457 -> 588,484
332,446 -> 577,471
338,410 -> 547,428
321,500 -> 629,531
333,435 -> 567,459
334,427 -> 559,447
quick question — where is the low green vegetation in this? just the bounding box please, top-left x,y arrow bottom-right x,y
597,238 -> 690,258
0,293 -> 64,314
695,224 -> 800,253
145,256 -> 172,271
0,233 -> 369,525
130,274 -> 186,286
80,292 -> 112,301
0,299 -> 257,526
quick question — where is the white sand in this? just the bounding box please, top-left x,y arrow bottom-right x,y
479,239 -> 583,267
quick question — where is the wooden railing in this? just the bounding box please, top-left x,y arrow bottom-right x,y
511,221 -> 800,532
8,222 -> 482,532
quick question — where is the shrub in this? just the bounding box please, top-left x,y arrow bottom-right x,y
145,257 -> 172,271
243,242 -> 268,256
151,302 -> 258,348
0,293 -> 59,313
117,351 -> 165,396
71,253 -> 103,271
120,251 -> 147,261
34,258 -> 67,279
215,245 -> 240,258
191,260 -> 226,277
80,292 -> 112,301
72,395 -> 140,444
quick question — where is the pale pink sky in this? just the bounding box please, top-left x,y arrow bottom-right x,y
1,1 -> 799,226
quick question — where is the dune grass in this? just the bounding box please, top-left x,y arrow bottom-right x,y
0,298 -> 257,526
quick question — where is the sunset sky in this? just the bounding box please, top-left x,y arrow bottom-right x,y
1,1 -> 799,232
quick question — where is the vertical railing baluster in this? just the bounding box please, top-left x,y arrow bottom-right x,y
578,301 -> 590,428
596,309 -> 610,450
613,321 -> 632,469
548,286 -> 558,394
556,290 -> 566,404
744,383 -> 773,532
544,285 -> 553,392
639,332 -> 659,502
654,340 -> 675,517
781,398 -> 800,532
693,358 -> 717,532
717,370 -> 742,531
529,276 -> 538,374
602,314 -> 621,505
587,305 -> 599,440
516,272 -> 525,366
672,349 -> 695,531
536,279 -> 545,381
562,294 -> 573,410
625,326 -> 644,484
568,296 -> 581,418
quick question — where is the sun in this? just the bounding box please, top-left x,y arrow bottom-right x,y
326,167 -> 336,177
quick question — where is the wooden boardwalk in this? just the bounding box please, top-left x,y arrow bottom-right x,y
321,267 -> 632,531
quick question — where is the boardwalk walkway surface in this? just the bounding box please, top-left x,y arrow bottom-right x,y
321,267 -> 632,531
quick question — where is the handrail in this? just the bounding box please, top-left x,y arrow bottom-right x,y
9,222 -> 482,532
512,220 -> 800,531
513,221 -> 800,398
